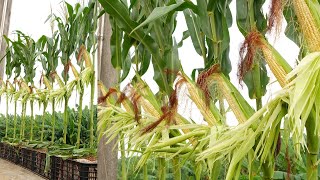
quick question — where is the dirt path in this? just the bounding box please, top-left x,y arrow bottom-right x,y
0,158 -> 44,180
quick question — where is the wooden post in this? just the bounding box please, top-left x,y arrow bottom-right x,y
97,13 -> 118,180
0,0 -> 12,79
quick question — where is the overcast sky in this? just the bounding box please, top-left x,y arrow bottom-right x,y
3,0 -> 300,125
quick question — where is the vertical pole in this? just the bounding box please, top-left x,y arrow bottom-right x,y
97,13 -> 118,180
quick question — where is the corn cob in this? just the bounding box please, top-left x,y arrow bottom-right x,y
98,81 -> 135,114
6,81 -> 15,91
247,31 -> 292,87
43,75 -> 53,90
240,31 -> 292,88
211,75 -> 248,123
182,75 -> 220,126
78,45 -> 93,68
139,97 -> 161,118
293,0 -> 320,52
19,80 -> 32,93
261,45 -> 289,87
118,95 -> 134,115
98,80 -> 108,95
52,72 -> 65,88
70,63 -> 80,79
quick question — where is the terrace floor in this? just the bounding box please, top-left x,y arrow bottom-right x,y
0,158 -> 44,180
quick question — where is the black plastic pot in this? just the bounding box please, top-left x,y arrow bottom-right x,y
0,142 -> 97,180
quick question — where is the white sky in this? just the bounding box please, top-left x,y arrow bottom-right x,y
2,0 -> 299,125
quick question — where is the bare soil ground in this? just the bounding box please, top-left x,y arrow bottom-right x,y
0,159 -> 44,180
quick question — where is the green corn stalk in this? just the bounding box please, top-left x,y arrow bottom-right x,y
20,100 -> 26,140
172,156 -> 181,180
89,72 -> 95,148
70,62 -> 83,148
5,88 -> 8,138
51,99 -> 55,143
120,133 -> 127,180
12,82 -> 19,139
13,99 -> 17,139
4,80 -> 14,139
143,163 -> 148,180
30,99 -> 34,141
158,157 -> 166,180
43,75 -> 55,143
63,94 -> 69,144
77,46 -> 95,148
76,85 -> 84,148
305,112 -> 318,179
54,2 -> 81,144
51,72 -> 68,144
41,101 -> 48,142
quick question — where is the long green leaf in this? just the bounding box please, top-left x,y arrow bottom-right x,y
132,1 -> 197,33
99,0 -> 169,93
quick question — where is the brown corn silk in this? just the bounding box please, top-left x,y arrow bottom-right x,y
142,78 -> 185,134
196,64 -> 220,104
239,30 -> 288,87
268,0 -> 283,36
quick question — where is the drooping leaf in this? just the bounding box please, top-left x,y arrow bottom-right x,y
110,21 -> 123,69
138,44 -> 151,76
243,58 -> 269,99
183,9 -> 206,57
99,0 -> 169,93
236,0 -> 250,35
132,2 -> 197,32
196,0 -> 211,38
177,30 -> 190,48
165,39 -> 181,87
120,34 -> 135,81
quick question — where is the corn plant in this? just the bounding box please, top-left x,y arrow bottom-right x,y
76,0 -> 98,149
37,30 -> 60,143
4,31 -> 40,141
53,2 -> 83,144
3,33 -> 23,140
51,1 -> 98,145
